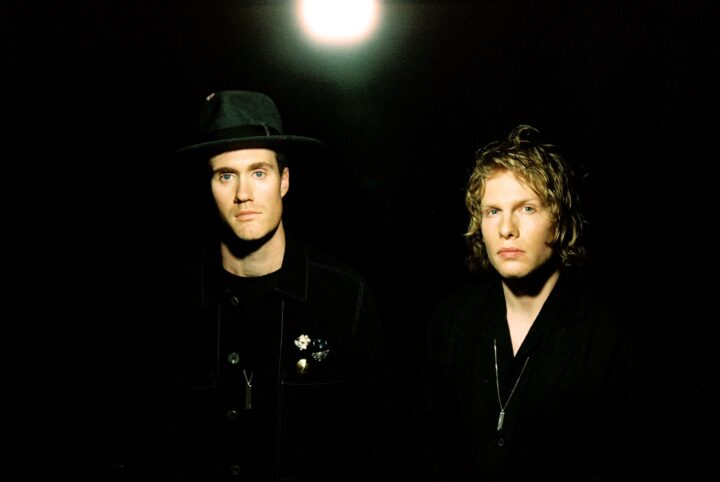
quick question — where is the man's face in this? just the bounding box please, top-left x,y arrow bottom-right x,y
480,169 -> 555,280
209,148 -> 289,242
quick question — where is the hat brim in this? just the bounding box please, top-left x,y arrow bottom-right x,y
174,135 -> 325,161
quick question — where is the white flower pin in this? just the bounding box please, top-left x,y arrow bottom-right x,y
294,334 -> 311,351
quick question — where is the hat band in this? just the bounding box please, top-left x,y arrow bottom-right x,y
206,124 -> 281,141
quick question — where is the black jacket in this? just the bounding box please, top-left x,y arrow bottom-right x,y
415,268 -> 646,482
109,235 -> 388,482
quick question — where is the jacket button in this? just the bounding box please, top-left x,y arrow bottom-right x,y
227,352 -> 240,365
230,464 -> 242,476
497,437 -> 505,447
226,410 -> 239,421
230,295 -> 240,306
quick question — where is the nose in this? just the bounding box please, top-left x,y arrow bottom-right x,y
499,213 -> 518,238
234,175 -> 252,204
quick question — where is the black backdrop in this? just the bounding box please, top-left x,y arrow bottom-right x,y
7,1 -> 718,480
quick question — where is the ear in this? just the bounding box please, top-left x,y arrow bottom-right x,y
280,166 -> 290,197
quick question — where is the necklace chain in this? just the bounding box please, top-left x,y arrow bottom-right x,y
493,338 -> 529,431
243,369 -> 254,409
242,369 -> 254,387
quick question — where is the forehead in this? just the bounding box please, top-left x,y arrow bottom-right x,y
209,148 -> 278,169
481,170 -> 540,203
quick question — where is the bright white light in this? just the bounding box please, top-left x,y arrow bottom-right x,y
298,0 -> 380,46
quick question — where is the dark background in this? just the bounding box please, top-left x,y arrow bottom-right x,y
7,0 -> 718,480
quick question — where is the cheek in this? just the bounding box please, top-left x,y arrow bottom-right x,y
210,186 -> 222,203
535,223 -> 556,246
543,219 -> 557,242
480,219 -> 494,238
211,185 -> 234,207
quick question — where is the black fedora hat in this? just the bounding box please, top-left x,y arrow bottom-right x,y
175,90 -> 324,159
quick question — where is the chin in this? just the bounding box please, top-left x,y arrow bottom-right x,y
499,271 -> 531,280
492,262 -> 530,279
236,231 -> 268,242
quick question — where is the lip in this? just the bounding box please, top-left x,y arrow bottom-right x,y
235,210 -> 260,220
497,248 -> 524,259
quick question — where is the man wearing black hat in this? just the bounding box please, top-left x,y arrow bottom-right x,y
113,91 -> 389,481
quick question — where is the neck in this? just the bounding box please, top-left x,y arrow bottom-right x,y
502,267 -> 560,318
501,261 -> 561,355
220,223 -> 286,277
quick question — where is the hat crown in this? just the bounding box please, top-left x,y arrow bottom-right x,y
175,89 -> 323,159
199,90 -> 283,136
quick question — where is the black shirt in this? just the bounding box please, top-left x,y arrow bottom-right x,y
417,268 -> 644,482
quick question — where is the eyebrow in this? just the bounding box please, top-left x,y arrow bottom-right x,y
212,161 -> 275,175
247,161 -> 274,171
212,166 -> 237,175
481,197 -> 542,209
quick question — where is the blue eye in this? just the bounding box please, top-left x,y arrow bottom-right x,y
523,206 -> 535,213
252,171 -> 266,178
219,173 -> 233,182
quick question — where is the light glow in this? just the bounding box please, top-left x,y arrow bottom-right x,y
298,0 -> 380,46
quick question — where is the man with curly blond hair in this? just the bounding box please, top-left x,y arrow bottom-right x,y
417,125 -> 644,481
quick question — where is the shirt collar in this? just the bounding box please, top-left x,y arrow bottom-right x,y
200,233 -> 309,306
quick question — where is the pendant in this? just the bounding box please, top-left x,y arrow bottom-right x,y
244,383 -> 252,409
243,369 -> 254,410
497,410 -> 505,431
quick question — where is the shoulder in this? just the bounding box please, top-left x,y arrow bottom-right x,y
434,275 -> 496,317
289,241 -> 380,329
301,242 -> 368,286
558,267 -> 638,346
160,243 -> 208,277
571,267 -> 632,317
140,248 -> 201,292
284,238 -> 374,308
134,252 -> 205,323
430,276 -> 498,335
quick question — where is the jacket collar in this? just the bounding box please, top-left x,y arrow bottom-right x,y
273,233 -> 309,302
470,268 -> 589,360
